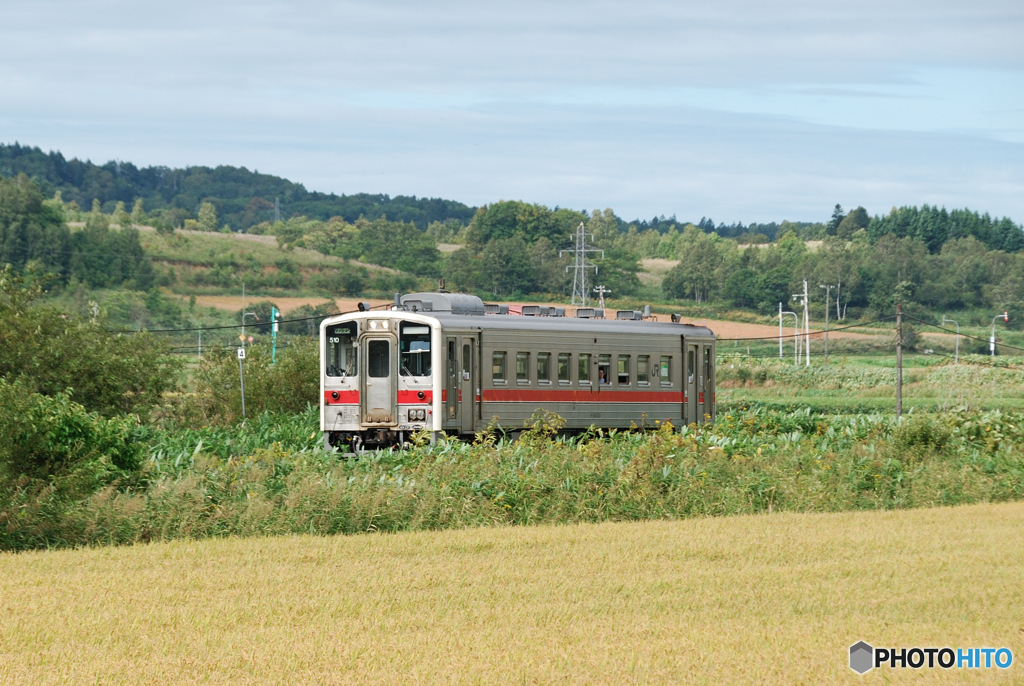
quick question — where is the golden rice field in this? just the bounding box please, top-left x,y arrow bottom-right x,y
1,502 -> 1021,685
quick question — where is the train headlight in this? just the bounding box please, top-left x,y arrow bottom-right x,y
408,409 -> 426,421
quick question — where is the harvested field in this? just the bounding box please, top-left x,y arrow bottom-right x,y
1,502 -> 1020,684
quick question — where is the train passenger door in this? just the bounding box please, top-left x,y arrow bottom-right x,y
446,337 -> 459,426
698,344 -> 710,423
703,343 -> 715,423
685,343 -> 699,425
460,336 -> 476,434
362,336 -> 396,424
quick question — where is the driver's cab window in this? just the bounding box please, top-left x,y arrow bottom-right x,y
400,323 -> 432,376
326,323 -> 357,378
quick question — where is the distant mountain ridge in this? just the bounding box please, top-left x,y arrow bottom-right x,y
0,142 -> 477,231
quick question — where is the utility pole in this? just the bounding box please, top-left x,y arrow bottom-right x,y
271,306 -> 279,364
990,312 -> 1008,356
836,279 -> 842,320
942,315 -> 959,365
896,301 -> 902,419
198,327 -> 202,363
803,280 -> 810,366
561,222 -> 603,306
782,309 -> 799,366
778,302 -> 783,358
238,346 -> 247,419
792,282 -> 810,366
819,284 -> 832,364
274,197 -> 280,223
593,285 -> 610,310
239,283 -> 260,420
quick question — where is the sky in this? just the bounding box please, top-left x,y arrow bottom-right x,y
1,0 -> 1023,224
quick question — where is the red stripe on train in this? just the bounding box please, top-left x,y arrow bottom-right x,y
324,390 -> 359,404
324,390 -> 434,404
397,390 -> 433,404
482,388 -> 682,403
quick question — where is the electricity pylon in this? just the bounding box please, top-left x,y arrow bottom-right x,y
561,222 -> 603,306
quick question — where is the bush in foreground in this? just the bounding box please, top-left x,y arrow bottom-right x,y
1,408 -> 1022,551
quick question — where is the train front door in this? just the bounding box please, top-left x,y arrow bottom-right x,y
685,343 -> 698,425
362,336 -> 396,425
460,336 -> 476,434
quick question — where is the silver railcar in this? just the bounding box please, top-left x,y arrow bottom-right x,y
321,292 -> 715,450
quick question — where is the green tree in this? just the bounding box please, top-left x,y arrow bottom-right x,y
0,267 -> 179,417
0,174 -> 71,276
662,226 -> 725,303
131,198 -> 146,225
836,206 -> 869,240
198,201 -> 219,232
113,201 -> 131,229
826,204 -> 845,235
481,235 -> 535,296
465,201 -> 583,248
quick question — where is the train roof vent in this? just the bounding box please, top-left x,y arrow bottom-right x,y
552,307 -> 565,317
616,310 -> 644,321
575,307 -> 595,318
484,303 -> 509,315
399,292 -> 485,315
522,305 -> 542,316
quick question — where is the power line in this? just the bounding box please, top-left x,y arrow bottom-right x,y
116,302 -> 390,334
717,315 -> 897,342
903,314 -> 1024,354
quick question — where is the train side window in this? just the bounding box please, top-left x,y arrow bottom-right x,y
492,351 -> 507,383
578,353 -> 591,384
326,323 -> 357,377
661,355 -> 672,387
617,355 -> 630,385
537,352 -> 551,383
516,352 -> 530,384
598,354 -> 611,384
557,353 -> 571,384
687,350 -> 695,385
399,323 -> 431,377
637,355 -> 650,385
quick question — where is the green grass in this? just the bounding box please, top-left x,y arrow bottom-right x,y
3,406 -> 1023,551
137,227 -> 352,269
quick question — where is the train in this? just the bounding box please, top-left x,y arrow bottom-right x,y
320,292 -> 716,451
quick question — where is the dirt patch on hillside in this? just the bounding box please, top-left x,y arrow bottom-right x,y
175,295 -> 390,314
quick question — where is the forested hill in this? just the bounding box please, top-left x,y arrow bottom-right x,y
0,143 -> 476,231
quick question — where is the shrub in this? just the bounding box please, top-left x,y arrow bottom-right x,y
0,378 -> 143,482
173,339 -> 319,425
0,267 -> 180,417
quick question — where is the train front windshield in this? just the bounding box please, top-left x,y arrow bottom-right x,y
326,323 -> 357,377
400,323 -> 431,376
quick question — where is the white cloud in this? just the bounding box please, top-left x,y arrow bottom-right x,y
1,0 -> 1022,222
